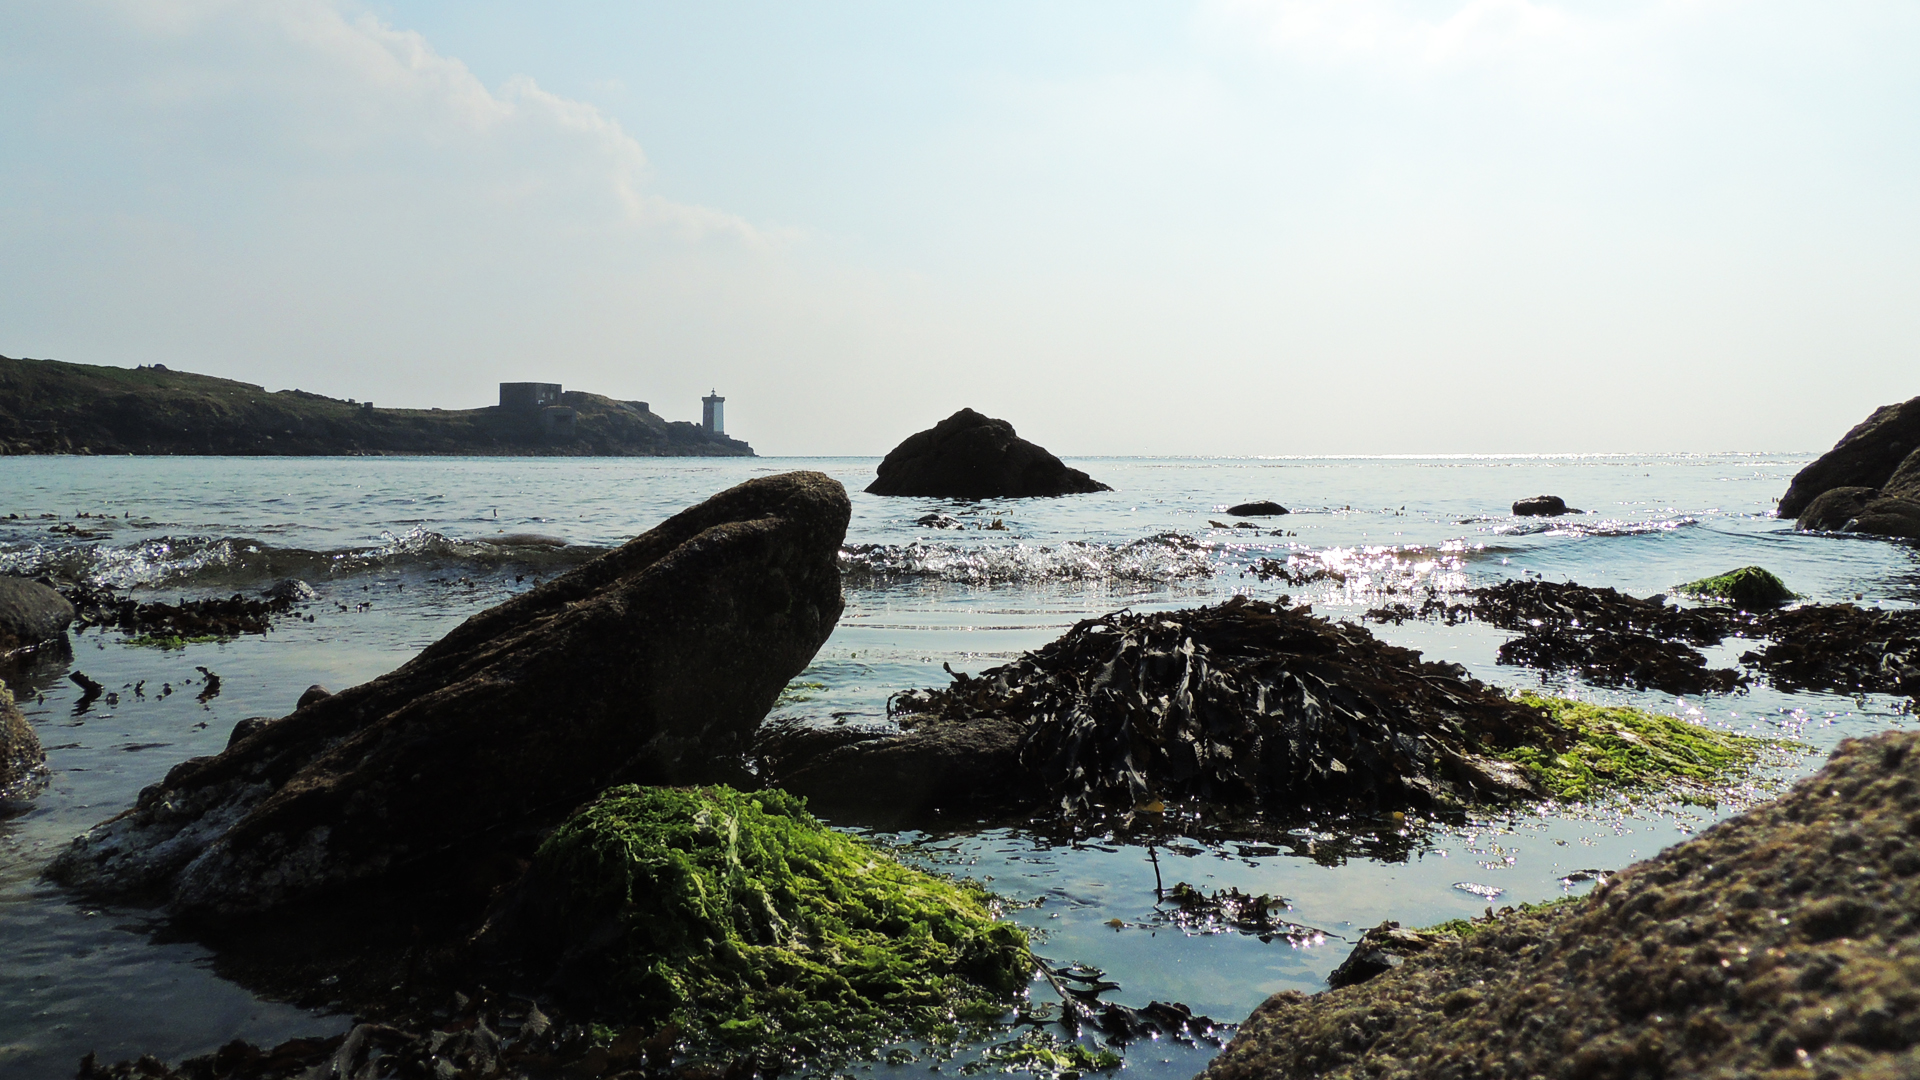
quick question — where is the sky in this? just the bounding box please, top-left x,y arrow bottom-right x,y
2,1 -> 1916,456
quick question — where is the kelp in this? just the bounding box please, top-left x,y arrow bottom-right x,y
892,596 -> 1563,816
504,785 -> 1032,1064
1743,603 -> 1920,700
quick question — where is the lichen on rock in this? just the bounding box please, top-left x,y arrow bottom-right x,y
485,785 -> 1032,1063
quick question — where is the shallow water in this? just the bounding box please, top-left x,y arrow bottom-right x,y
1,454 -> 1915,1077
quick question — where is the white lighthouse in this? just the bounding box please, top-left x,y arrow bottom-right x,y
701,390 -> 725,435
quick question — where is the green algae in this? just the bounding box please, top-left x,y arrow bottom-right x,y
1675,565 -> 1796,609
124,632 -> 225,649
776,680 -> 827,705
1422,895 -> 1585,939
528,785 -> 1033,1063
965,1032 -> 1123,1078
1499,694 -> 1797,805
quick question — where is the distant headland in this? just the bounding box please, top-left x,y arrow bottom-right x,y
0,356 -> 752,457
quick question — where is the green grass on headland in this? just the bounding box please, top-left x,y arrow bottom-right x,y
1500,693 -> 1800,806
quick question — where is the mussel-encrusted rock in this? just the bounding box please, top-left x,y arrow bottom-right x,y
767,596 -> 1558,818
866,408 -> 1110,498
48,472 -> 851,916
0,679 -> 46,803
1200,730 -> 1920,1080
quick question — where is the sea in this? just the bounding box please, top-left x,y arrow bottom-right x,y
1,453 -> 1916,1079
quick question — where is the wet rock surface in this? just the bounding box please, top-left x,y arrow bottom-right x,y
47,471 -> 851,918
0,678 -> 47,803
865,408 -> 1111,498
770,596 -> 1562,819
1200,730 -> 1920,1080
1324,921 -> 1452,990
1778,393 -> 1920,519
0,574 -> 74,649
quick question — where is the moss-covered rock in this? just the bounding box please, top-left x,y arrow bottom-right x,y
489,785 -> 1032,1063
1498,694 -> 1794,805
1676,566 -> 1796,609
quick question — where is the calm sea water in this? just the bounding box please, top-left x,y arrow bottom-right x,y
2,454 -> 1916,1078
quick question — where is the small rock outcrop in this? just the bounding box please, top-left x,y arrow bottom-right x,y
1511,495 -> 1576,516
0,575 -> 74,650
1226,501 -> 1289,517
1797,485 -> 1920,539
865,409 -> 1110,498
48,472 -> 851,916
1676,566 -> 1796,610
1779,393 -> 1920,519
1200,730 -> 1920,1080
0,679 -> 47,803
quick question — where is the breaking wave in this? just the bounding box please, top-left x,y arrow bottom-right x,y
0,527 -> 602,591
1487,516 -> 1701,539
839,534 -> 1219,586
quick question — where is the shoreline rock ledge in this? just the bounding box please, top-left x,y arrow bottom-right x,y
47,471 -> 851,916
1780,393 -> 1920,539
866,408 -> 1111,498
1200,730 -> 1920,1080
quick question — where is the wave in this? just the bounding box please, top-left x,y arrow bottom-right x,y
1487,516 -> 1701,539
0,527 -> 603,591
839,534 -> 1219,586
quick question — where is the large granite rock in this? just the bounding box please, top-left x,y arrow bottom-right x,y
0,575 -> 74,650
1780,394 -> 1920,521
1798,485 -> 1920,539
0,679 -> 47,803
1200,730 -> 1920,1080
866,408 -> 1110,498
48,472 -> 850,915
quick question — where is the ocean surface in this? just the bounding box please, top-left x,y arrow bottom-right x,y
2,453 -> 1916,1079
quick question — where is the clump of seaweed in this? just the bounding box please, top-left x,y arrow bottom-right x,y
1676,566 -> 1797,610
1156,882 -> 1324,945
496,785 -> 1033,1065
1497,693 -> 1797,805
1744,603 -> 1920,699
64,581 -> 308,640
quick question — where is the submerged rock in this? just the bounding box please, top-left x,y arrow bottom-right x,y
1779,393 -> 1920,519
1226,501 -> 1289,517
1511,495 -> 1577,516
1676,565 -> 1797,610
0,575 -> 74,650
866,408 -> 1110,498
48,471 -> 851,916
476,785 -> 1031,1062
1201,730 -> 1920,1080
0,679 -> 47,803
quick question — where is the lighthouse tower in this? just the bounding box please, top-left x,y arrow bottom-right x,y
701,390 -> 725,435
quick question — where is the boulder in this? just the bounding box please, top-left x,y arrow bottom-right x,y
0,575 -> 75,650
0,679 -> 47,803
1797,486 -> 1920,539
1226,501 -> 1289,517
1200,730 -> 1920,1080
1511,495 -> 1574,516
1778,394 -> 1920,518
1675,566 -> 1796,610
48,472 -> 851,916
865,408 -> 1110,498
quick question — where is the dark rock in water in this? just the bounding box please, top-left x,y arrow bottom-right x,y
915,512 -> 966,529
1325,921 -> 1450,989
1199,730 -> 1920,1080
1226,501 -> 1289,517
1676,566 -> 1796,610
47,471 -> 851,916
866,408 -> 1111,498
1,679 -> 47,803
1778,393 -> 1920,518
225,717 -> 274,749
263,580 -> 318,604
1799,485 -> 1920,539
769,596 -> 1557,819
295,684 -> 332,710
1511,495 -> 1576,516
0,575 -> 75,649
1742,603 -> 1920,700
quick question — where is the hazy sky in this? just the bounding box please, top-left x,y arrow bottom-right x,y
3,1 -> 1916,455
